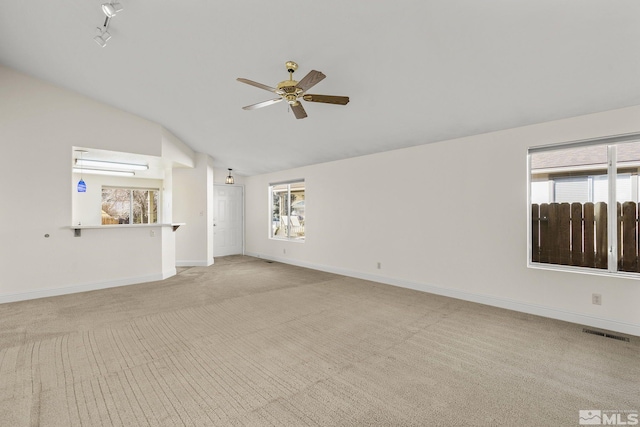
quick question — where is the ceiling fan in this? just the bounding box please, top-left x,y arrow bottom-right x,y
237,61 -> 350,119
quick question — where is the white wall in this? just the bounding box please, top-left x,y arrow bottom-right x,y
245,105 -> 640,336
162,128 -> 195,169
173,153 -> 215,266
160,169 -> 176,276
0,65 -> 188,302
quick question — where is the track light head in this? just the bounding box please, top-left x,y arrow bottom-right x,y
102,3 -> 116,17
101,2 -> 123,17
95,26 -> 111,39
93,26 -> 111,47
94,34 -> 107,47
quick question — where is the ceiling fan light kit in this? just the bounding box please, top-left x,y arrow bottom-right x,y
237,61 -> 350,119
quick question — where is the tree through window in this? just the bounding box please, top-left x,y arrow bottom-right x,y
102,187 -> 158,225
270,181 -> 305,240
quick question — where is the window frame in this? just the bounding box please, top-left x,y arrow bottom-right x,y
269,179 -> 305,242
101,185 -> 160,225
527,131 -> 640,278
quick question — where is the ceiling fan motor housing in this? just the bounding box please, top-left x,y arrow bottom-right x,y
277,81 -> 303,104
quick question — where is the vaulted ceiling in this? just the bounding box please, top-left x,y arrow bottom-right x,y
1,1 -> 639,176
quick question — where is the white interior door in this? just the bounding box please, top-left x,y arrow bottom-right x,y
213,185 -> 244,257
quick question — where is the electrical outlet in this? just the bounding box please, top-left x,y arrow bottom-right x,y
150,230 -> 155,237
283,248 -> 286,254
377,262 -> 381,269
592,293 -> 602,305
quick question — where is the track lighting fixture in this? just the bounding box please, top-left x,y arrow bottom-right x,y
94,2 -> 122,47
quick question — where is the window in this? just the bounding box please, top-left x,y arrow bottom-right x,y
270,180 -> 305,240
102,187 -> 159,225
529,134 -> 640,274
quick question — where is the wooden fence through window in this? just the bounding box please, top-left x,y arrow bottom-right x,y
531,201 -> 640,272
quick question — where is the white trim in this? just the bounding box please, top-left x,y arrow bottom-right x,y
526,153 -> 532,267
531,160 -> 640,176
0,271 -> 175,304
529,131 -> 640,153
269,178 -> 306,186
242,185 -> 246,256
528,261 -> 640,281
246,252 -> 640,337
607,145 -> 618,272
176,259 -> 214,267
269,237 -> 305,243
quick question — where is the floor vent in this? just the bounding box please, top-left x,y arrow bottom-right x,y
264,260 -> 274,264
582,328 -> 630,342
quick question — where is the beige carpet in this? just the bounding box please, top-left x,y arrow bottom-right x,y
0,256 -> 638,426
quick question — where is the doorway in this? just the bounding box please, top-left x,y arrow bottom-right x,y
213,184 -> 244,257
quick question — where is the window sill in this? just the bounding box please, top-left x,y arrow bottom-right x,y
269,237 -> 305,243
528,261 -> 640,281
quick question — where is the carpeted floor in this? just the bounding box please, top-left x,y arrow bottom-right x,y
0,256 -> 638,426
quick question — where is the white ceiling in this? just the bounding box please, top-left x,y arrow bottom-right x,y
2,1 -> 640,176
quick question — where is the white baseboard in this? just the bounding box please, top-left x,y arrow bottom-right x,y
163,268 -> 177,279
176,259 -> 214,267
0,272 -> 170,304
246,252 -> 640,337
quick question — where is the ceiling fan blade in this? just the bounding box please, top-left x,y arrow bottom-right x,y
296,70 -> 326,92
237,78 -> 283,94
242,98 -> 283,110
302,94 -> 350,105
291,102 -> 307,119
